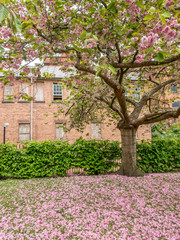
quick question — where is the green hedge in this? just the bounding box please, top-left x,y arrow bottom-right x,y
0,138 -> 121,179
0,138 -> 179,179
137,138 -> 180,173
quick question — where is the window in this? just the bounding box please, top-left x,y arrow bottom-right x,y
34,82 -> 44,101
171,85 -> 177,93
19,82 -> 29,101
172,102 -> 180,108
55,123 -> 66,140
3,85 -> 14,101
19,123 -> 30,141
133,86 -> 141,100
91,122 -> 101,139
53,83 -> 62,101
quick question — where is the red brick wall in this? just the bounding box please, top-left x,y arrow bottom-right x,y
0,79 -> 152,143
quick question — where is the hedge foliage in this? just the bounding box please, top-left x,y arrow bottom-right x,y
137,138 -> 180,173
0,138 -> 179,179
0,138 -> 121,179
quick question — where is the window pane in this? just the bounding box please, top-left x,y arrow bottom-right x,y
19,82 -> 29,101
55,123 -> 66,140
133,86 -> 141,99
172,102 -> 180,108
171,85 -> 177,93
91,123 -> 101,139
4,85 -> 13,101
34,82 -> 44,101
53,83 -> 62,100
19,123 -> 30,141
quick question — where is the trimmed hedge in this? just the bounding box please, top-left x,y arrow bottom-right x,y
0,138 -> 121,179
0,138 -> 179,179
137,138 -> 180,173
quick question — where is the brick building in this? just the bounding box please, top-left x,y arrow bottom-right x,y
1,61 -> 178,144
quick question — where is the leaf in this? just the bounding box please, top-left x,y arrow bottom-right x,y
108,66 -> 116,74
136,1 -> 144,8
93,35 -> 98,40
14,17 -> 22,32
0,4 -> 9,22
161,12 -> 171,18
160,15 -> 166,24
145,47 -> 154,54
149,7 -> 156,13
154,52 -> 164,62
144,14 -> 153,22
0,46 -> 5,53
73,45 -> 80,51
96,69 -> 102,76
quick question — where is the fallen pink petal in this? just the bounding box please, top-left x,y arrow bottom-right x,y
0,173 -> 179,239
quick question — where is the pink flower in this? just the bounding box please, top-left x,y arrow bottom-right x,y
164,0 -> 174,7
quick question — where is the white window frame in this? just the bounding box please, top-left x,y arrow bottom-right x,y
55,123 -> 66,141
3,85 -> 14,101
19,123 -> 30,141
91,122 -> 101,140
53,83 -> 62,101
34,82 -> 44,102
19,82 -> 29,102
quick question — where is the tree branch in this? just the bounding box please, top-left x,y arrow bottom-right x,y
135,108 -> 180,125
96,96 -> 124,119
75,62 -> 117,89
115,42 -> 122,63
131,78 -> 179,119
125,97 -> 137,106
112,54 -> 180,69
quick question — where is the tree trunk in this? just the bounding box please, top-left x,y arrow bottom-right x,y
119,127 -> 141,176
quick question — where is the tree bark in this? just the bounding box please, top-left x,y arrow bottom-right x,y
119,127 -> 142,176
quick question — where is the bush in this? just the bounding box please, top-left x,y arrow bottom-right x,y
0,141 -> 71,179
0,139 -> 121,179
0,138 -> 179,179
70,138 -> 121,175
137,138 -> 180,173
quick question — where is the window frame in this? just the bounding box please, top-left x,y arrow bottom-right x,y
91,122 -> 101,140
55,123 -> 66,141
19,123 -> 30,141
34,82 -> 44,102
3,85 -> 14,102
53,83 -> 63,101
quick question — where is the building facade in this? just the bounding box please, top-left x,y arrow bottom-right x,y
1,62 -> 179,144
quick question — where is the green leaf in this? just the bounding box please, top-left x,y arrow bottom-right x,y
0,46 -> 5,53
80,31 -> 86,38
161,12 -> 171,18
160,15 -> 166,24
93,35 -> 98,40
96,69 -> 102,76
108,66 -> 116,74
145,47 -> 154,54
0,4 -> 9,22
73,45 -> 80,51
154,52 -> 164,62
144,14 -> 154,22
136,1 -> 144,8
149,7 -> 156,13
14,17 -> 22,32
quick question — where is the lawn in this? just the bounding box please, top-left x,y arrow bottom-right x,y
0,173 -> 179,240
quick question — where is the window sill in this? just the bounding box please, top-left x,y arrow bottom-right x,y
18,101 -> 29,103
34,101 -> 45,103
2,101 -> 14,103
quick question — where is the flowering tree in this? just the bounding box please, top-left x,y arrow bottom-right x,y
1,0 -> 180,176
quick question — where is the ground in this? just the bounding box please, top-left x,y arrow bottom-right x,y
0,173 -> 179,239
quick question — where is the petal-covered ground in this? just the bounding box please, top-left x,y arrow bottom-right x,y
0,173 -> 179,240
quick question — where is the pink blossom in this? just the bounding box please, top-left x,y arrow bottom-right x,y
164,0 -> 174,7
